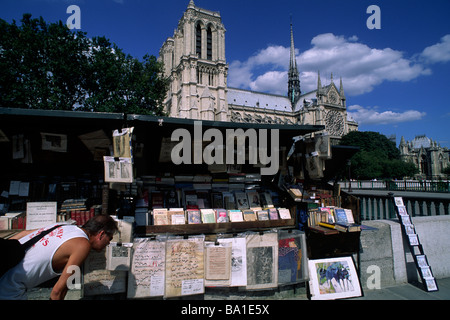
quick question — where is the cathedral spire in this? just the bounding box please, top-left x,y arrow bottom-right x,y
288,18 -> 301,109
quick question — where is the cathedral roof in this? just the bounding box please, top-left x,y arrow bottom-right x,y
227,87 -> 292,112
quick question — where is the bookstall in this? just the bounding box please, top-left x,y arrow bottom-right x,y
0,107 -> 362,299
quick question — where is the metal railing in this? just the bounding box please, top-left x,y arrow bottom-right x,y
356,194 -> 450,221
340,180 -> 450,193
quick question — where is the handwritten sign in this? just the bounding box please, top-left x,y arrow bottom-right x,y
26,202 -> 57,230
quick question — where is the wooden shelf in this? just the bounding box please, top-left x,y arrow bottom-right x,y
136,218 -> 296,236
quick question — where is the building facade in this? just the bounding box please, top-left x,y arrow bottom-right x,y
399,135 -> 450,179
159,1 -> 358,143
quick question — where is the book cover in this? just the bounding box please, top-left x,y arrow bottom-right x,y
268,208 -> 279,220
187,209 -> 201,224
215,208 -> 229,223
235,192 -> 249,210
169,208 -> 186,225
278,208 -> 291,219
201,209 -> 216,223
334,208 -> 348,224
153,209 -> 169,225
246,190 -> 261,208
257,209 -> 269,221
242,209 -> 257,221
228,210 -> 244,222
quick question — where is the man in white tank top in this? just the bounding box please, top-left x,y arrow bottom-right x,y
0,214 -> 118,300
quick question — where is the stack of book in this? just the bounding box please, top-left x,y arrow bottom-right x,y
308,206 -> 360,233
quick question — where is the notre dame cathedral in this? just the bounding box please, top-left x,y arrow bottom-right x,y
158,0 -> 358,144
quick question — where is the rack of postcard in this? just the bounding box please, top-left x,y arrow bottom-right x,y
392,196 -> 439,292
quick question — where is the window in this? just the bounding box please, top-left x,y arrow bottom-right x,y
207,26 -> 212,60
196,24 -> 202,58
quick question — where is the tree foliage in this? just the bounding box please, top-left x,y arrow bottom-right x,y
340,131 -> 419,180
0,14 -> 168,115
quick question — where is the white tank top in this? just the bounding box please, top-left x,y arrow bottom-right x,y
0,223 -> 89,299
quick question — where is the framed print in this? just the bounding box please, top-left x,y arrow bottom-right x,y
416,255 -> 428,268
425,278 -> 438,292
408,234 -> 419,246
397,206 -> 408,216
308,256 -> 362,300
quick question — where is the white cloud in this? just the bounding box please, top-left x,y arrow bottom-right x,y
420,34 -> 450,64
228,33 -> 431,96
347,105 -> 426,125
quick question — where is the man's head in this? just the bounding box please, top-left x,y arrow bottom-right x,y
82,214 -> 118,251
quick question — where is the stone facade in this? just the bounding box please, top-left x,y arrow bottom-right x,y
399,135 -> 450,179
159,1 -> 358,143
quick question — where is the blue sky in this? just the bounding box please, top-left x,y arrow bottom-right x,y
1,0 -> 450,148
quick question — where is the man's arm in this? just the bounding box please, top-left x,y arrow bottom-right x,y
50,238 -> 91,300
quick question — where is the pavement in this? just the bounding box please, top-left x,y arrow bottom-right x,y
23,277 -> 450,301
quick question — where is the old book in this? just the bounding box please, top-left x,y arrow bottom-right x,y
153,209 -> 169,225
168,208 -> 186,225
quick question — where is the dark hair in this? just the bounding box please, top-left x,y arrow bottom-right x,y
82,214 -> 118,237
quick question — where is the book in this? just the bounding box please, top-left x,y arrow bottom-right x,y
268,208 -> 279,220
187,209 -> 201,224
344,209 -> 355,223
309,225 -> 339,235
246,190 -> 261,208
242,209 -> 257,221
211,192 -> 224,208
168,208 -> 186,225
260,192 -> 274,208
153,208 -> 169,225
318,221 -> 347,232
235,192 -> 249,209
215,208 -> 229,223
222,192 -> 235,210
287,186 -> 303,201
319,207 -> 335,223
228,210 -> 244,222
334,208 -> 348,224
257,209 -> 269,221
201,208 -> 216,223
278,208 -> 291,219
336,222 -> 361,232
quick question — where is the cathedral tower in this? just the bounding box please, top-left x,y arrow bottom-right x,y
159,0 -> 228,121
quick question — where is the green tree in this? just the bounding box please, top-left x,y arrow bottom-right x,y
340,131 -> 418,180
0,14 -> 168,115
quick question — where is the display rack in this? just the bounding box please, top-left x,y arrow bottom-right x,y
391,195 -> 439,292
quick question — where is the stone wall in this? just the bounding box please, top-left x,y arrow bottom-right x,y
358,216 -> 450,291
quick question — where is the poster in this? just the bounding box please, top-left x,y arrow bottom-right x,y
308,256 -> 362,300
